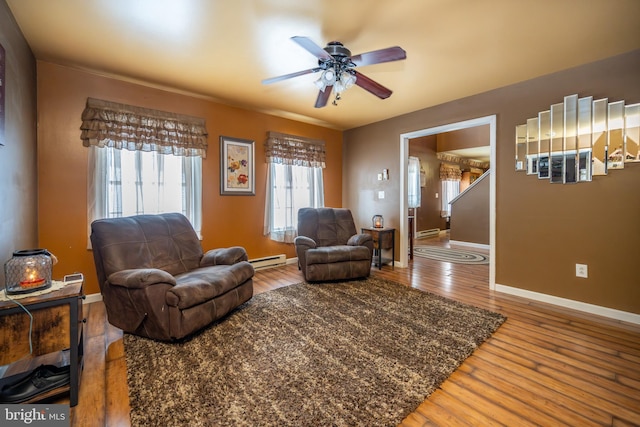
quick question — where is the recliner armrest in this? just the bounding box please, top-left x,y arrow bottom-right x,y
294,236 -> 317,250
201,246 -> 248,267
347,234 -> 373,246
108,268 -> 177,289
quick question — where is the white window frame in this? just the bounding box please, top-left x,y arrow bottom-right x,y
87,146 -> 202,243
264,162 -> 324,243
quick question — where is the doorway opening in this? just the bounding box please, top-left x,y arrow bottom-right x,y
399,115 -> 497,289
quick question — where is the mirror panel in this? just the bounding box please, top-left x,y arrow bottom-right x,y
607,101 -> 625,170
564,95 -> 578,183
515,124 -> 527,170
577,96 -> 593,181
550,102 -> 564,183
624,103 -> 640,162
538,110 -> 550,179
592,98 -> 608,175
526,117 -> 539,175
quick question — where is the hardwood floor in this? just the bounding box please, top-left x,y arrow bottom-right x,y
12,236 -> 640,426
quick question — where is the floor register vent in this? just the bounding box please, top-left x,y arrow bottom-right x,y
248,254 -> 287,270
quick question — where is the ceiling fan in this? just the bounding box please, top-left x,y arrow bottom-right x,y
262,36 -> 407,108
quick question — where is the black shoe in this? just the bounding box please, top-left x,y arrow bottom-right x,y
0,364 -> 70,403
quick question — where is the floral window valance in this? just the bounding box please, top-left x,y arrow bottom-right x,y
437,152 -> 489,169
80,97 -> 208,158
265,131 -> 326,168
440,164 -> 462,180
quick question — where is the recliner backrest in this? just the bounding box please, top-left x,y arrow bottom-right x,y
90,213 -> 203,287
297,208 -> 357,246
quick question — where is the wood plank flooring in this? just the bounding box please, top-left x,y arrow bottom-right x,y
7,235 -> 640,426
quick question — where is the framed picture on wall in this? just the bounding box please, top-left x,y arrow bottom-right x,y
220,136 -> 255,195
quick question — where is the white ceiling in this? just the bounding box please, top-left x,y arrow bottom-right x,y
6,0 -> 640,130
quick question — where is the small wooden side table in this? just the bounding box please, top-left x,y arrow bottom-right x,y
361,227 -> 395,270
0,282 -> 85,406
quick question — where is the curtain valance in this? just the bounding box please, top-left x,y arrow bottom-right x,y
440,164 -> 462,180
265,131 -> 326,168
436,152 -> 489,169
80,98 -> 208,158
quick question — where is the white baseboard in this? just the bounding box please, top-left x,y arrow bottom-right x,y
286,257 -> 298,266
449,240 -> 490,250
495,283 -> 640,326
84,293 -> 103,304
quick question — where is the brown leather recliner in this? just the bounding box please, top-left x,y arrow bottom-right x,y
294,208 -> 373,282
90,213 -> 254,341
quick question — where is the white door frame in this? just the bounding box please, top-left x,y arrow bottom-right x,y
399,115 -> 497,289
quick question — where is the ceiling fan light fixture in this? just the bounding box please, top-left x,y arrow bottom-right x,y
334,71 -> 356,94
314,77 -> 327,92
262,37 -> 405,108
342,72 -> 356,89
321,68 -> 336,85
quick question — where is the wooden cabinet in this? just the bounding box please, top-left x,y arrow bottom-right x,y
361,227 -> 395,270
0,282 -> 85,406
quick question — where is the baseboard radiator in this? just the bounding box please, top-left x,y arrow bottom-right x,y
248,254 -> 287,270
415,228 -> 440,239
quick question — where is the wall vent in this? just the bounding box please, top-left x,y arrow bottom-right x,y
415,228 -> 440,239
248,254 -> 287,270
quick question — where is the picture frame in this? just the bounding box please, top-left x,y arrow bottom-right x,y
220,136 -> 255,195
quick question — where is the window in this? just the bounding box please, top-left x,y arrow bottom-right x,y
81,98 -> 208,241
408,156 -> 421,209
440,180 -> 460,218
88,146 -> 202,236
264,163 -> 324,242
263,131 -> 326,243
439,164 -> 461,218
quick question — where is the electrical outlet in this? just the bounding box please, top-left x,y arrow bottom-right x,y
576,263 -> 588,278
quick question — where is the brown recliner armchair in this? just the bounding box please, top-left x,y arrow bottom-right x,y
90,213 -> 254,341
294,208 -> 373,282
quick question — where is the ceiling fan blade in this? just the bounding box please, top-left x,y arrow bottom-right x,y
314,86 -> 333,108
292,36 -> 332,61
262,67 -> 321,85
353,71 -> 393,99
351,46 -> 406,66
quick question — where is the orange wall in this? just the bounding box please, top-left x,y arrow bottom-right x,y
36,61 -> 342,295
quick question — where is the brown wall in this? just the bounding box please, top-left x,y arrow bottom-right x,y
449,174 -> 489,245
345,49 -> 640,315
36,62 -> 343,295
0,0 -> 38,288
437,126 -> 490,152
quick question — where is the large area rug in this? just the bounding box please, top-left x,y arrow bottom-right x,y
413,245 -> 490,264
124,277 -> 505,426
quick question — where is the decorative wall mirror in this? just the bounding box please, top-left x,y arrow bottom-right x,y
626,104 -> 640,162
538,110 -> 550,179
515,93 -> 638,184
515,124 -> 527,171
526,117 -> 539,175
550,102 -> 564,183
607,101 -> 625,170
577,96 -> 592,182
592,98 -> 608,176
